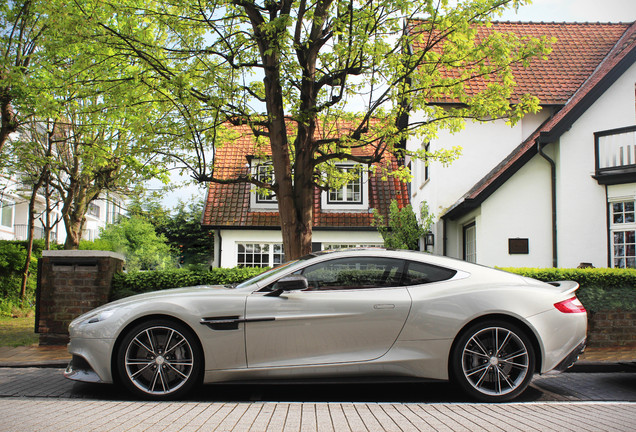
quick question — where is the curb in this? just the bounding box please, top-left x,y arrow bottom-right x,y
0,360 -> 69,368
567,360 -> 636,373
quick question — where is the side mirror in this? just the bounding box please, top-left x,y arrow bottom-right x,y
264,275 -> 308,297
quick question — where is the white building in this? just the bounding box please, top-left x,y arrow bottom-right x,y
0,172 -> 126,244
201,123 -> 409,268
408,21 -> 636,268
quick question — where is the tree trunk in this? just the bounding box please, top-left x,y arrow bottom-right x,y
64,213 -> 85,249
20,172 -> 47,301
44,179 -> 51,250
0,95 -> 18,156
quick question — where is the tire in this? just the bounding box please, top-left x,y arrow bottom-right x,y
116,319 -> 203,400
450,320 -> 535,402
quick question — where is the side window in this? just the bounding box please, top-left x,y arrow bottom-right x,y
301,257 -> 405,290
403,261 -> 456,286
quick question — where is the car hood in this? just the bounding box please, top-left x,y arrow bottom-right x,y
73,285 -> 236,322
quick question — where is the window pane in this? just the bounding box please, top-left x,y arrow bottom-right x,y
613,202 -> 624,213
626,202 -> 635,212
301,257 -> 404,290
614,232 -> 625,243
404,261 -> 457,286
1,202 -> 12,227
237,243 -> 274,268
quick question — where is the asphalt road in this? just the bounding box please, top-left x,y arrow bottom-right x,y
0,368 -> 635,431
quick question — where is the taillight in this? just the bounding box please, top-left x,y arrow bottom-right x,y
554,296 -> 586,313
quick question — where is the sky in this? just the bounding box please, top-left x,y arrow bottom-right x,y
498,0 -> 636,22
154,0 -> 636,209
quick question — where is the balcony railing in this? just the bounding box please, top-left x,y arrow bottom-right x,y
13,225 -> 58,242
594,126 -> 636,185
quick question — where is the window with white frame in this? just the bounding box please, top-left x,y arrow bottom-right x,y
237,243 -> 284,267
463,222 -> 477,263
254,163 -> 276,203
250,161 -> 278,209
610,200 -> 636,268
0,199 -> 14,228
423,142 -> 430,183
88,203 -> 101,218
328,165 -> 363,204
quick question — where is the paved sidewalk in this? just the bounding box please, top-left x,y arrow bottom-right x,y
0,399 -> 634,432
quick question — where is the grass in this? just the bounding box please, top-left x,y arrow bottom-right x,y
0,315 -> 38,347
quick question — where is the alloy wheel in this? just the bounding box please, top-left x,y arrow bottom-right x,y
460,326 -> 530,397
123,325 -> 195,396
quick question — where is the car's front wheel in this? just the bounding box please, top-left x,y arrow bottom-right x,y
451,320 -> 535,402
116,319 -> 202,399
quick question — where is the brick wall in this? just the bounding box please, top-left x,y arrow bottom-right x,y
36,250 -> 125,345
587,311 -> 636,347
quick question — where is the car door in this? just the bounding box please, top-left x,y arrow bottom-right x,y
244,256 -> 412,368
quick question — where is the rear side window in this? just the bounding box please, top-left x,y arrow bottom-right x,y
403,261 -> 457,286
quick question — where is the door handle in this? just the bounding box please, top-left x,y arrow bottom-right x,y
373,304 -> 395,309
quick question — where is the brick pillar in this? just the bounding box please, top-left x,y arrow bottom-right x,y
36,250 -> 125,346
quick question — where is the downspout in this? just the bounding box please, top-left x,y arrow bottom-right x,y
442,218 -> 447,257
215,229 -> 222,268
537,133 -> 558,267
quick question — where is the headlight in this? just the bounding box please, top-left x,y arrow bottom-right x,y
84,309 -> 116,324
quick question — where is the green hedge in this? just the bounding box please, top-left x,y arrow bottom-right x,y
501,267 -> 636,312
110,267 -> 267,300
109,265 -> 636,312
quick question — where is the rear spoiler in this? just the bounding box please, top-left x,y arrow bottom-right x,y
546,281 -> 580,296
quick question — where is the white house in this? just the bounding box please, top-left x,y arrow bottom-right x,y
201,122 -> 409,268
408,21 -> 636,268
0,172 -> 126,244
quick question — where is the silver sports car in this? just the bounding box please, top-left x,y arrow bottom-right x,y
65,249 -> 587,402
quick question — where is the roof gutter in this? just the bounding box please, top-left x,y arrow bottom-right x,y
537,132 -> 558,268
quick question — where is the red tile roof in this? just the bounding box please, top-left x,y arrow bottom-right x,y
410,21 -> 631,105
444,21 -> 636,220
202,123 -> 409,228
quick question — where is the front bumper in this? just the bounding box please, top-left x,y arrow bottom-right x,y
64,355 -> 104,383
64,337 -> 115,384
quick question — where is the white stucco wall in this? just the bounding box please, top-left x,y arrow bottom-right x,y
409,61 -> 636,268
447,61 -> 636,268
216,229 -> 384,268
408,111 -> 552,222
478,154 -> 553,267
554,61 -> 636,268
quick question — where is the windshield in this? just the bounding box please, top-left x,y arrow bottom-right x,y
234,260 -> 300,289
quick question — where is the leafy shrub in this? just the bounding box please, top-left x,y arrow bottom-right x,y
80,216 -> 176,271
110,267 -> 267,300
501,267 -> 636,312
0,240 -> 49,301
0,240 -> 58,315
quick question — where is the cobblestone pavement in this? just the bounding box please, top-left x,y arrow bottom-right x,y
0,368 -> 635,431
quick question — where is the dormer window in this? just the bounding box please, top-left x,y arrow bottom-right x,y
255,163 -> 276,203
250,160 -> 277,209
328,165 -> 363,204
322,163 -> 368,211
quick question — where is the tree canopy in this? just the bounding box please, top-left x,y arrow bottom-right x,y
24,0 -> 550,259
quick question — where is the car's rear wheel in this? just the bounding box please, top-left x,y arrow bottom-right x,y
116,319 -> 202,399
451,320 -> 535,402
